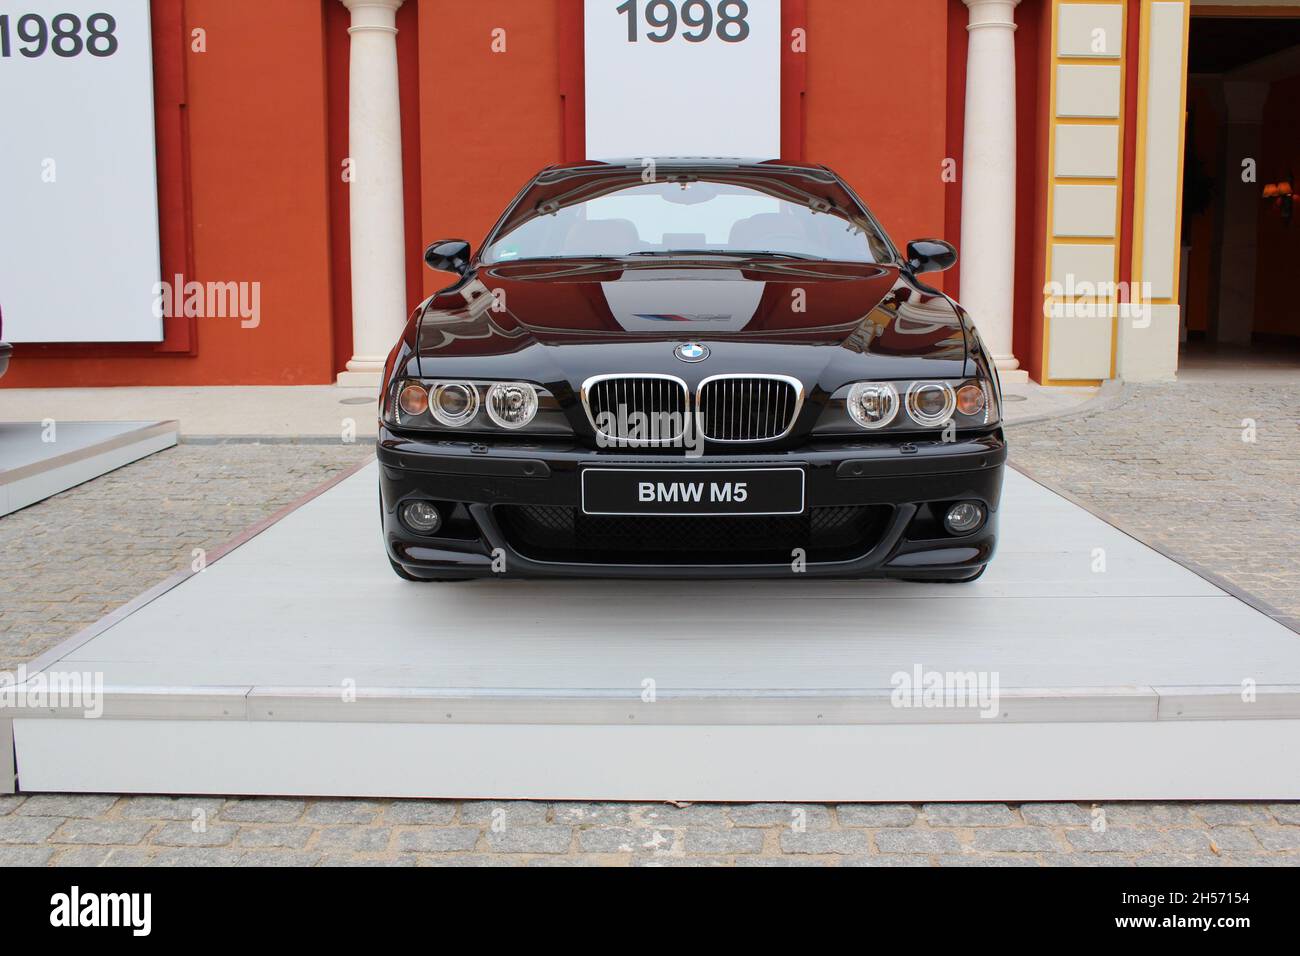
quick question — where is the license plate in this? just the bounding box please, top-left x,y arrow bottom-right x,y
581,468 -> 805,516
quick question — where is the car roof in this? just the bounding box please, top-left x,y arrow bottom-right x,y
538,157 -> 834,176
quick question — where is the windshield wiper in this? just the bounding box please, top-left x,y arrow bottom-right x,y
621,249 -> 825,261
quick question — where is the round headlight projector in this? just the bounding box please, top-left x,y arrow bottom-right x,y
400,500 -> 442,535
906,382 -> 957,427
944,501 -> 986,535
430,382 -> 479,427
486,382 -> 539,429
847,382 -> 899,429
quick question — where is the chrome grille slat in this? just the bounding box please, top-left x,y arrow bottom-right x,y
697,375 -> 802,443
582,374 -> 689,445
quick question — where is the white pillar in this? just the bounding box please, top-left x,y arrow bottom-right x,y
337,0 -> 408,388
960,0 -> 1026,383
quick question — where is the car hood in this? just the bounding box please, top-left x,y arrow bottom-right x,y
414,259 -> 969,393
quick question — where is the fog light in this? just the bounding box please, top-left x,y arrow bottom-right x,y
401,500 -> 442,535
944,501 -> 985,535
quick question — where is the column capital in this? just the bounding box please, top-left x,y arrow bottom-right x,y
340,0 -> 404,35
964,0 -> 1020,32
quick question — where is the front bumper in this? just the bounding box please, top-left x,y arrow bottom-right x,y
378,426 -> 1006,580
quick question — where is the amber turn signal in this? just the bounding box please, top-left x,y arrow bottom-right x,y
398,382 -> 430,416
956,383 -> 986,417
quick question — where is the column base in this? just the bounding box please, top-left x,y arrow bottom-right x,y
336,370 -> 383,388
994,357 -> 1029,384
337,356 -> 388,389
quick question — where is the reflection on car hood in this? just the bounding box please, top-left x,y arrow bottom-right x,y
415,259 -> 970,390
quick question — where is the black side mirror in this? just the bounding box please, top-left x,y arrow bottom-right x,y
905,239 -> 958,275
424,239 -> 472,275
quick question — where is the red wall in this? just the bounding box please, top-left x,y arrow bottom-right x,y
4,0 -> 339,387
417,0 -> 567,292
806,0 -> 952,262
4,0 -> 1011,387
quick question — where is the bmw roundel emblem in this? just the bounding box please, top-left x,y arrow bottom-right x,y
675,342 -> 710,363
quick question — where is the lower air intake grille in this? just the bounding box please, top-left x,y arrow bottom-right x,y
495,504 -> 890,565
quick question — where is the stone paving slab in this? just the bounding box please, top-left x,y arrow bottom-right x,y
0,795 -> 1298,867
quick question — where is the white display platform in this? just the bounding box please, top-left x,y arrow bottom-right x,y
0,420 -> 178,517
6,461 -> 1300,800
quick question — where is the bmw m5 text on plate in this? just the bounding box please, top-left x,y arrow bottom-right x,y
378,159 -> 1006,582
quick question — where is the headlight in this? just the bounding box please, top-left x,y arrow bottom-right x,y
905,382 -> 956,427
430,381 -> 479,427
386,379 -> 572,435
846,382 -> 899,429
485,382 -> 538,429
813,377 -> 999,434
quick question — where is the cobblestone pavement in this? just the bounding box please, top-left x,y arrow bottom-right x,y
1,379 -> 1298,866
2,795 -> 1299,867
1008,381 -> 1300,624
0,443 -> 372,673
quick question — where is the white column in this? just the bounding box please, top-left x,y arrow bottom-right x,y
960,0 -> 1026,382
337,0 -> 408,388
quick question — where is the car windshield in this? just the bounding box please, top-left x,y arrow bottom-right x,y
481,178 -> 892,264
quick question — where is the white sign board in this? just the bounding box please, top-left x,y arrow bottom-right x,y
584,0 -> 780,160
0,1 -> 162,342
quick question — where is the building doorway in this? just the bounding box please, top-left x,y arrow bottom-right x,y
1180,7 -> 1300,379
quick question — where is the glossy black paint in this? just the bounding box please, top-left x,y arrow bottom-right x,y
906,238 -> 958,275
424,239 -> 472,276
379,159 -> 1006,581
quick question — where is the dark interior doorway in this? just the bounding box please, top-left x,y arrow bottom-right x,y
1180,14 -> 1300,374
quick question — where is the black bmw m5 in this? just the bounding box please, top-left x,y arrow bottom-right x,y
378,159 -> 1006,582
